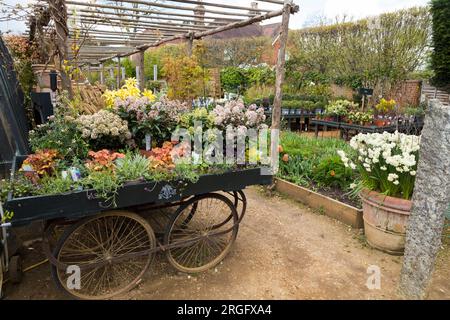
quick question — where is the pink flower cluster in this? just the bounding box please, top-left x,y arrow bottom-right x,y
211,101 -> 266,129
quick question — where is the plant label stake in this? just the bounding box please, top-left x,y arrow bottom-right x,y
145,134 -> 152,151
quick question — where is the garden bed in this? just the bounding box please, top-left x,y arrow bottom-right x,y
275,178 -> 363,228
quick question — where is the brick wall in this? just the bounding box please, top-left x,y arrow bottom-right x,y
331,80 -> 422,109
390,80 -> 422,109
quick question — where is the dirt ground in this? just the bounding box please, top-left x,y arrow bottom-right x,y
3,187 -> 449,300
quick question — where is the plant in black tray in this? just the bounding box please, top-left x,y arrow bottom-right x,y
76,110 -> 135,151
115,153 -> 152,183
1,174 -> 36,202
33,175 -> 79,196
82,169 -> 122,208
29,114 -> 89,160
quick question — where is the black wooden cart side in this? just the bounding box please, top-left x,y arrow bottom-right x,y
1,156 -> 272,299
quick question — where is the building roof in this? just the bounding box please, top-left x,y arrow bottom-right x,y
206,22 -> 281,40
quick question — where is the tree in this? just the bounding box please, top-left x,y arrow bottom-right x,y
430,0 -> 450,90
288,7 -> 431,96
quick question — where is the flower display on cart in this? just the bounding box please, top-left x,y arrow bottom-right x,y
338,131 -> 420,199
103,78 -> 156,108
76,110 -> 134,150
114,95 -> 190,147
211,100 -> 266,129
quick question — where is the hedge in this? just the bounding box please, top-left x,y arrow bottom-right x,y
431,0 -> 450,89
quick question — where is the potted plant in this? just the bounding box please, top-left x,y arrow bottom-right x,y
338,132 -> 420,254
374,98 -> 396,127
325,99 -> 358,122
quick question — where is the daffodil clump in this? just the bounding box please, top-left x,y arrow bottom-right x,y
338,131 -> 420,199
103,78 -> 156,108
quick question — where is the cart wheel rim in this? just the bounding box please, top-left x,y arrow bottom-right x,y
164,193 -> 239,273
51,211 -> 155,300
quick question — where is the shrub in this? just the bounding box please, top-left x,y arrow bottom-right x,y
430,0 -> 450,89
29,114 -> 89,160
220,67 -> 247,94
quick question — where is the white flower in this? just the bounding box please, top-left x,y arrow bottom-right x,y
380,166 -> 387,171
410,171 -> 416,176
393,180 -> 400,185
388,173 -> 399,182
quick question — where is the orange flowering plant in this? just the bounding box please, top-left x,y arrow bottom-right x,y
85,150 -> 125,172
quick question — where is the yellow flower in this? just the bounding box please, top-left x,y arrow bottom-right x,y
143,89 -> 156,101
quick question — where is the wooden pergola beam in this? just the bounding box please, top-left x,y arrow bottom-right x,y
151,0 -> 277,12
71,8 -> 230,26
104,0 -> 272,16
71,13 -> 212,31
66,1 -> 241,22
72,34 -> 164,40
93,3 -> 298,63
75,20 -> 198,34
71,29 -> 172,36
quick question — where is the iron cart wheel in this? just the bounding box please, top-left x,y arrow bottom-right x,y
9,255 -> 23,284
164,193 -> 239,273
50,211 -> 156,300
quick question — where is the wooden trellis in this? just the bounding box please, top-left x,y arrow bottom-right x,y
41,0 -> 298,134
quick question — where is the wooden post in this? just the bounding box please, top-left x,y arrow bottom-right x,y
49,0 -> 73,98
270,0 -> 293,172
117,57 -> 121,89
186,32 -> 194,56
399,101 -> 450,299
100,63 -> 104,85
87,64 -> 91,83
136,50 -> 145,91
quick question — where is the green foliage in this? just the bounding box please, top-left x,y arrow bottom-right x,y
312,155 -> 354,189
430,0 -> 450,89
246,65 -> 275,87
163,54 -> 206,101
81,169 -> 121,207
220,67 -> 247,94
1,174 -> 37,202
29,114 -> 89,160
173,163 -> 200,184
278,132 -> 356,191
121,58 -> 136,78
202,37 -> 272,68
33,175 -> 77,196
244,85 -> 274,104
222,65 -> 275,95
404,104 -> 426,117
288,7 -> 431,91
115,153 -> 151,182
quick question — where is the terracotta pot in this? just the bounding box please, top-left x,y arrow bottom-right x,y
374,119 -> 386,127
360,189 -> 411,255
32,64 -> 57,91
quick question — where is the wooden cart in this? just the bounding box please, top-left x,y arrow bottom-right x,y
0,155 -> 272,299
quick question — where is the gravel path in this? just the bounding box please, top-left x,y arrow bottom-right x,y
4,187 -> 449,300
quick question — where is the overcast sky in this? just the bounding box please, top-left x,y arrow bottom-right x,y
0,0 -> 430,34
